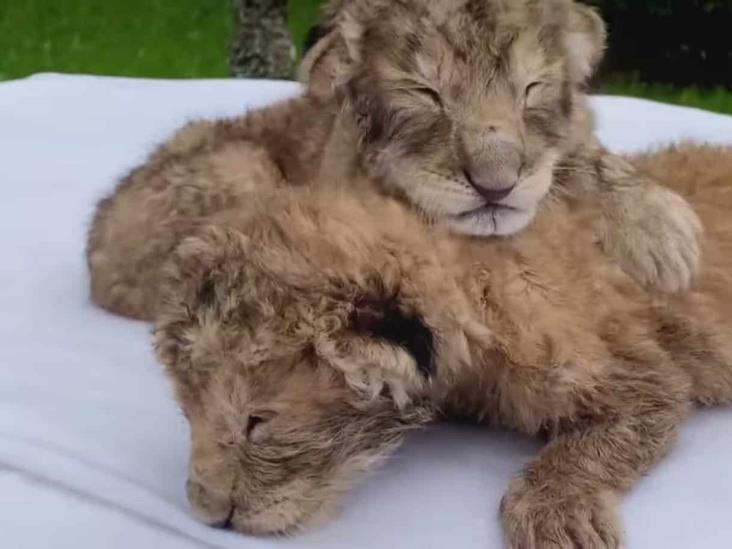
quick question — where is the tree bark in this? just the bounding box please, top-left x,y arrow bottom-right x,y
229,0 -> 294,79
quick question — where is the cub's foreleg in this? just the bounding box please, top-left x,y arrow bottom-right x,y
556,140 -> 702,294
499,358 -> 690,549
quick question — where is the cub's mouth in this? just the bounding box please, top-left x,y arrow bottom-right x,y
445,197 -> 538,237
455,201 -> 520,220
442,156 -> 557,237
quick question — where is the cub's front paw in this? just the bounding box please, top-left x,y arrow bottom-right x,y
500,476 -> 623,549
602,183 -> 702,294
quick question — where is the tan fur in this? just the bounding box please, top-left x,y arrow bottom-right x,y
303,0 -> 700,289
87,96 -> 336,318
88,0 -> 701,320
153,144 -> 732,546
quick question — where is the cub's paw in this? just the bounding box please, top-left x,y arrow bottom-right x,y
500,476 -> 623,549
601,183 -> 702,294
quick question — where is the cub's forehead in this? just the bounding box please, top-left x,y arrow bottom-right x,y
358,1 -> 561,86
358,0 -> 562,39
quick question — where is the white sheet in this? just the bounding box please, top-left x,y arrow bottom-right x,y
1,74 -> 731,549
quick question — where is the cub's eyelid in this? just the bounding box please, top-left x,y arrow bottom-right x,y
245,411 -> 276,439
524,81 -> 545,97
246,415 -> 264,437
413,86 -> 444,107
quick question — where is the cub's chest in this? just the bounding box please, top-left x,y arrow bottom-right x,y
459,244 -> 605,367
466,249 -> 565,323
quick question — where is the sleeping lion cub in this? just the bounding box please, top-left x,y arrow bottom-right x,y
156,143 -> 732,546
88,0 -> 700,320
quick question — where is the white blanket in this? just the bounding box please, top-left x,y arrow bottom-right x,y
1,74 -> 732,549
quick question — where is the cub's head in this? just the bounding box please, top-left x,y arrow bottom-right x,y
303,0 -> 605,236
155,221 -> 437,535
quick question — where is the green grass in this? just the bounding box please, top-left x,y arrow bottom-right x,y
599,76 -> 732,115
0,0 -> 232,80
1,0 -> 730,116
288,0 -> 322,58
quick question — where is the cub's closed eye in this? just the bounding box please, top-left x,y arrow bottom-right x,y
246,413 -> 273,440
415,86 -> 443,107
524,81 -> 544,104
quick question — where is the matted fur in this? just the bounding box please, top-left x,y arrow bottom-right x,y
88,0 -> 700,321
154,144 -> 732,546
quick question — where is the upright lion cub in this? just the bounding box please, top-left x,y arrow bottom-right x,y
88,0 -> 701,321
302,0 -> 701,288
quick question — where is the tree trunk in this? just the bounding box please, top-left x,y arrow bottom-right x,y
229,0 -> 294,79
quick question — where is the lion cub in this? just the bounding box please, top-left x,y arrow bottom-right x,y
155,143 -> 732,546
88,0 -> 700,321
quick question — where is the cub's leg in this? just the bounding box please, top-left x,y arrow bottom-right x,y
500,362 -> 690,549
556,140 -> 702,294
87,122 -> 284,320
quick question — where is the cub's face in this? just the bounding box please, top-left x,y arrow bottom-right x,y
170,353 -> 414,535
305,0 -> 605,236
154,227 -> 434,535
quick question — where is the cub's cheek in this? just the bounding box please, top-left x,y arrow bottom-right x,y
393,171 -> 485,217
502,155 -> 558,212
504,175 -> 553,211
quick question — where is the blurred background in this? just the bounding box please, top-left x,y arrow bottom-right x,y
1,0 -> 730,114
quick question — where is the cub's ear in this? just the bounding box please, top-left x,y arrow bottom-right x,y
351,299 -> 436,380
298,29 -> 350,99
297,4 -> 366,98
564,3 -> 607,83
153,226 -> 249,387
157,225 -> 252,323
314,298 -> 436,409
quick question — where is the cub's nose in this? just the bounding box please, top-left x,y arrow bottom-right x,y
464,140 -> 522,203
186,478 -> 234,528
465,170 -> 517,203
